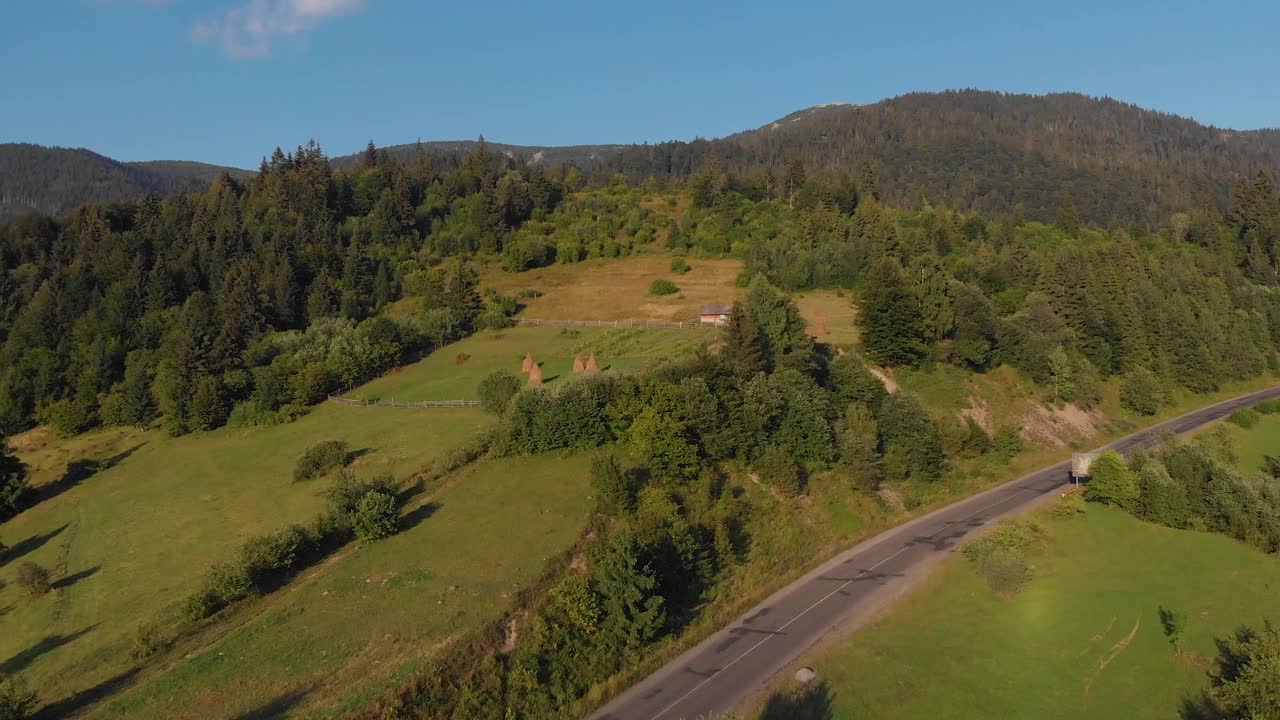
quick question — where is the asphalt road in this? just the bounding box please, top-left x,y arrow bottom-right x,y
588,385 -> 1280,720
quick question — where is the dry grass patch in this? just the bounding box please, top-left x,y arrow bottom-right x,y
478,255 -> 743,322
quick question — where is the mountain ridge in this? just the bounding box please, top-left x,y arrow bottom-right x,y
5,90 -> 1280,224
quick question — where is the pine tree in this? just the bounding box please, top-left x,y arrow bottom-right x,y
1055,194 -> 1081,235
723,301 -> 765,377
785,159 -> 806,209
859,260 -> 927,367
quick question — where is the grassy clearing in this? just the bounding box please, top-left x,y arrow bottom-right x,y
792,290 -> 860,347
0,402 -> 488,713
352,325 -> 716,401
88,452 -> 595,720
477,254 -> 744,322
1220,411 -> 1280,473
756,506 -> 1280,720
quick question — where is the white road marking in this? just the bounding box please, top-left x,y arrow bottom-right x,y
645,486 -> 1036,720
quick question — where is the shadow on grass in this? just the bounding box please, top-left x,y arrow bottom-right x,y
1178,690 -> 1218,720
2,523 -> 70,565
25,443 -> 146,511
399,501 -> 441,533
32,666 -> 142,720
52,565 -> 101,590
347,447 -> 376,463
230,683 -> 318,720
0,624 -> 98,675
759,679 -> 834,720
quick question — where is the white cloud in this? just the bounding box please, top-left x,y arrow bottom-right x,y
192,0 -> 364,59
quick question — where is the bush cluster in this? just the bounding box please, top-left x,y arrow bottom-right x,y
649,279 -> 679,296
184,473 -> 401,621
961,519 -> 1047,597
293,440 -> 351,483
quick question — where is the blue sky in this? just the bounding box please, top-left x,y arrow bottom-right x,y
3,0 -> 1278,168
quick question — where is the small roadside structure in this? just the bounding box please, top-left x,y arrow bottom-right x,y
1071,451 -> 1099,483
699,304 -> 733,326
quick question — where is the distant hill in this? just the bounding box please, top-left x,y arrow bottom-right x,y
0,144 -> 252,223
329,139 -> 627,170
608,90 -> 1280,223
6,91 -> 1280,225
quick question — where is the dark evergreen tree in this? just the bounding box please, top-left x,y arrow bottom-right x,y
859,259 -> 927,367
722,301 -> 764,377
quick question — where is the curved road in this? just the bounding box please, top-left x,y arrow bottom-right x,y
589,386 -> 1280,720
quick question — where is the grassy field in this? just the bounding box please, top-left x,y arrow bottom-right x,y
755,505 -> 1280,720
477,254 -> 745,323
88,452 -> 595,720
792,291 -> 860,347
351,325 -> 718,401
0,403 -> 490,711
0,320 -> 713,717
1221,411 -> 1280,473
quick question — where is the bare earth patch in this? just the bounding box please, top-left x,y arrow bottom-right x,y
869,366 -> 899,394
959,396 -> 993,433
1020,403 -> 1102,448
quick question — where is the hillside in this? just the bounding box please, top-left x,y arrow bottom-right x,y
0,144 -> 251,223
8,91 -> 1279,225
609,90 -> 1280,223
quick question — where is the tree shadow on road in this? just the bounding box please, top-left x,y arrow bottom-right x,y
759,679 -> 834,720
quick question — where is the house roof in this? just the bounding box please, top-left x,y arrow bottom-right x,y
699,304 -> 734,315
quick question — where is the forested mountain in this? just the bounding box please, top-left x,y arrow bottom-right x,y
330,139 -> 625,171
608,91 -> 1280,223
0,144 -> 251,223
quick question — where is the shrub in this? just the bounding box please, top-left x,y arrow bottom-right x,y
670,256 -> 691,274
182,590 -> 219,621
754,447 -> 803,496
14,562 -> 50,599
648,279 -> 679,296
1227,408 -> 1260,429
1083,450 -> 1139,510
291,362 -> 336,406
990,425 -> 1023,462
477,370 -> 523,415
590,455 -> 635,515
1048,493 -> 1087,518
293,440 -> 350,483
1120,366 -> 1168,416
326,472 -> 398,527
0,673 -> 36,720
515,288 -> 542,299
961,519 -> 1047,597
129,622 -> 167,660
352,491 -> 400,541
1135,459 -> 1190,528
1254,398 -> 1280,415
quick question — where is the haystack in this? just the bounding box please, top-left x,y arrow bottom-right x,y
572,353 -> 586,373
585,353 -> 600,373
527,362 -> 544,386
816,321 -> 829,336
522,353 -> 535,373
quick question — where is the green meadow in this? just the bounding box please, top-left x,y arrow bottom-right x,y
352,325 -> 715,401
756,410 -> 1280,720
0,323 -> 708,717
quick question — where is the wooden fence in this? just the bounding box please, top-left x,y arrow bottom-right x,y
328,395 -> 479,408
516,318 -> 709,329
